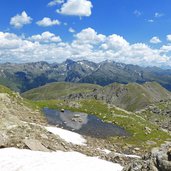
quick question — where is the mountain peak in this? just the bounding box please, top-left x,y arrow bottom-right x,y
64,59 -> 76,65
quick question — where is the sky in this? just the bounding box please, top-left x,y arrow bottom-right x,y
1,0 -> 171,67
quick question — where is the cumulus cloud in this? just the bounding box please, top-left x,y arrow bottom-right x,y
29,31 -> 61,43
160,45 -> 171,53
101,34 -> 129,50
69,27 -> 75,33
74,27 -> 106,44
48,0 -> 64,7
167,35 -> 171,41
0,28 -> 171,67
10,11 -> 32,28
0,32 -> 22,49
57,0 -> 93,17
150,36 -> 161,44
36,17 -> 61,27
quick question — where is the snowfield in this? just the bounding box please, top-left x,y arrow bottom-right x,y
45,126 -> 87,145
0,148 -> 123,171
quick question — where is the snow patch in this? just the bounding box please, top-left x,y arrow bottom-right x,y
0,148 -> 123,171
45,126 -> 87,145
97,148 -> 111,154
97,148 -> 140,158
114,152 -> 141,159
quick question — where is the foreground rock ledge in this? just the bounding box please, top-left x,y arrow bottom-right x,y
123,142 -> 171,171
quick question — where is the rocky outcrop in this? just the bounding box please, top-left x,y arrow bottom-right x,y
62,82 -> 171,111
123,142 -> 171,171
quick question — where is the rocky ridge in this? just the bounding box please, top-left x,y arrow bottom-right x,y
123,142 -> 171,171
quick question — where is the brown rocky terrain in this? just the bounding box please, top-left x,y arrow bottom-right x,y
0,86 -> 143,167
123,142 -> 171,171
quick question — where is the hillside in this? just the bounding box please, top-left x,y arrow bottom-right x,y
86,82 -> 171,111
0,85 -> 46,124
1,84 -> 171,170
22,82 -> 101,100
1,60 -> 171,92
22,82 -> 171,111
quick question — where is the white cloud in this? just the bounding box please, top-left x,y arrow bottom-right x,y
36,17 -> 60,27
0,28 -> 171,67
69,27 -> 75,33
0,32 -> 22,49
101,34 -> 129,50
29,31 -> 61,43
155,12 -> 164,18
167,35 -> 171,41
147,19 -> 154,23
57,0 -> 93,17
160,45 -> 171,53
133,10 -> 142,17
10,11 -> 32,29
74,28 -> 106,44
48,0 -> 64,7
150,36 -> 161,44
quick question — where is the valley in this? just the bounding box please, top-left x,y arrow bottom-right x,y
1,62 -> 171,170
1,0 -> 171,170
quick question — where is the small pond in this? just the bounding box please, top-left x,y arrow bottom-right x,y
43,108 -> 129,138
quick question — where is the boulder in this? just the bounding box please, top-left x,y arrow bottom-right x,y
23,139 -> 50,152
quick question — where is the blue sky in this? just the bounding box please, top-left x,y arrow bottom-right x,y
0,0 -> 171,67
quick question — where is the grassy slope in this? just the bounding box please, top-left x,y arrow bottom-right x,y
21,82 -> 171,149
0,85 -> 46,123
33,99 -> 170,150
114,82 -> 171,111
22,82 -> 171,112
22,82 -> 101,100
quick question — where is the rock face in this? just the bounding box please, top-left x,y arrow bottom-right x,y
123,142 -> 171,171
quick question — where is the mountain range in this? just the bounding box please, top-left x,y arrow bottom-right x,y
1,59 -> 171,92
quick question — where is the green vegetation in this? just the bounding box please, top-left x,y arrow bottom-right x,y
0,85 -> 15,95
22,82 -> 101,100
0,84 -> 39,111
0,83 -> 170,151
23,81 -> 171,112
33,99 -> 171,150
22,81 -> 171,150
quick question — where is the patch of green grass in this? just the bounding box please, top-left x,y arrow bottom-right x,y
33,99 -> 170,150
22,82 -> 101,100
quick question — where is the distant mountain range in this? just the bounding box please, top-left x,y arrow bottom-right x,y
1,59 -> 171,92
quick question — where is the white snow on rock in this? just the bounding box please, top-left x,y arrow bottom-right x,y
114,152 -> 141,159
97,148 -> 140,158
45,126 -> 87,145
0,148 -> 123,171
97,148 -> 112,154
